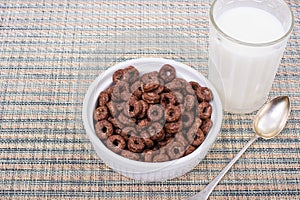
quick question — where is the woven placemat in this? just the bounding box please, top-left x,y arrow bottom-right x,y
0,0 -> 299,199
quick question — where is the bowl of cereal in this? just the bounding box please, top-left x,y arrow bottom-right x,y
82,58 -> 223,181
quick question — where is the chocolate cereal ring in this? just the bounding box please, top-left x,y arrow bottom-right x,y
120,126 -> 137,139
122,66 -> 139,83
95,120 -> 114,140
165,121 -> 182,134
142,92 -> 160,104
160,92 -> 177,107
137,100 -> 148,119
108,135 -> 126,150
121,150 -> 140,161
141,71 -> 160,85
167,141 -> 185,159
152,151 -> 169,162
196,87 -> 213,102
140,131 -> 155,149
98,91 -> 110,106
165,79 -> 183,91
112,81 -> 130,102
184,95 -> 196,111
165,105 -> 181,122
127,136 -> 145,153
147,104 -> 164,122
182,111 -> 195,128
93,106 -> 109,121
136,118 -> 150,130
189,81 -> 201,91
192,129 -> 205,147
198,101 -> 212,120
149,122 -> 165,141
112,69 -> 125,83
143,82 -> 160,92
143,150 -> 157,162
124,100 -> 142,118
186,118 -> 202,144
201,119 -> 213,135
184,145 -> 196,156
106,101 -> 118,117
158,64 -> 176,83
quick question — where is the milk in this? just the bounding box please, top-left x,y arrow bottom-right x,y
209,6 -> 288,113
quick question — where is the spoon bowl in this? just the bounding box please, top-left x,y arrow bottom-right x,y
254,96 -> 291,139
189,96 -> 291,200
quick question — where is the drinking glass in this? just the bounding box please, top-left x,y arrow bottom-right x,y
208,0 -> 294,113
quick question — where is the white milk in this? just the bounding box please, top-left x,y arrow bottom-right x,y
209,7 -> 287,113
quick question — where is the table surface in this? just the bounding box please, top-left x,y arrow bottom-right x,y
0,0 -> 299,199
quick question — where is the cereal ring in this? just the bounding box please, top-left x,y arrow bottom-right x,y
121,150 -> 140,161
149,122 -> 165,141
196,87 -> 213,102
173,91 -> 184,104
108,135 -> 126,150
143,150 -> 157,162
185,82 -> 195,95
104,85 -> 114,98
165,105 -> 181,122
182,111 -> 194,128
147,104 -> 165,122
141,71 -> 160,85
158,64 -> 176,83
160,92 -> 177,107
198,101 -> 213,120
112,81 -> 131,102
167,141 -> 185,159
165,79 -> 183,91
98,91 -> 110,106
114,127 -> 122,135
130,80 -> 142,93
152,152 -> 169,162
164,121 -> 182,134
95,120 -> 114,140
183,95 -> 196,111
175,132 -> 188,148
108,116 -> 120,129
116,111 -> 135,127
113,69 -> 125,83
143,82 -> 160,92
127,136 -> 145,153
184,145 -> 196,156
108,101 -> 125,117
124,100 -> 142,118
122,66 -> 139,83
120,126 -> 137,139
93,106 -> 109,121
137,100 -> 148,119
142,92 -> 160,104
136,118 -> 150,130
153,84 -> 165,94
189,81 -> 201,91
192,129 -> 205,147
140,131 -> 155,149
158,136 -> 173,148
186,118 -> 202,144
201,119 -> 213,135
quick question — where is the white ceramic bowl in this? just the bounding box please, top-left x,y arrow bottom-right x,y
82,58 -> 223,182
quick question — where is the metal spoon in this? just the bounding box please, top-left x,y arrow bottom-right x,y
188,96 -> 291,200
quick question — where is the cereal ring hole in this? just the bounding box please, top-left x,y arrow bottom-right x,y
102,127 -> 107,133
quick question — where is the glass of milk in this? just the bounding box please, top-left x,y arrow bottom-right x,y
208,0 -> 294,113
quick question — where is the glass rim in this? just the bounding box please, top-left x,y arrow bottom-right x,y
209,0 -> 294,47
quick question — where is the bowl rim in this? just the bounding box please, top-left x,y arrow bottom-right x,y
82,57 -> 223,172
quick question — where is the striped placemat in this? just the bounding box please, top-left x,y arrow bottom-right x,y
0,0 -> 299,199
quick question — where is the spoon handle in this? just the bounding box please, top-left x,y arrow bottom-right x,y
188,135 -> 260,200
